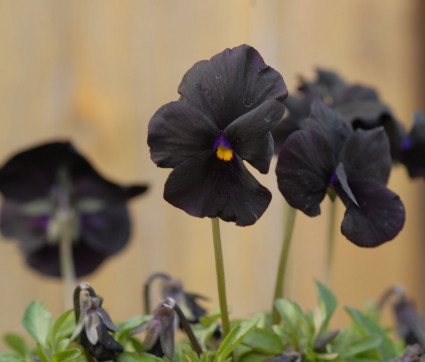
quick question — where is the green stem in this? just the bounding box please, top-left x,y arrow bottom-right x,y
272,203 -> 297,324
324,201 -> 337,285
59,229 -> 76,310
211,217 -> 230,337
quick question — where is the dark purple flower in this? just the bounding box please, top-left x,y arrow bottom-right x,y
148,44 -> 287,226
271,69 -> 406,159
72,283 -> 123,361
0,141 -> 147,277
276,101 -> 405,247
134,298 -> 178,359
399,111 -> 425,178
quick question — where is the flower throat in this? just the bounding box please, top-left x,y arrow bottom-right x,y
213,133 -> 233,161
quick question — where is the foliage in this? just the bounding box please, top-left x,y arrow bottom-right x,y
1,281 -> 405,361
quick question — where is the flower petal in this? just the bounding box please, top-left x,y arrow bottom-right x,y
164,152 -> 271,226
340,180 -> 405,247
148,101 -> 219,168
25,242 -> 108,277
304,101 -> 353,158
224,98 -> 285,173
276,130 -> 335,216
0,199 -> 47,254
178,44 -> 287,130
340,128 -> 391,184
400,110 -> 425,178
81,203 -> 131,255
271,95 -> 311,154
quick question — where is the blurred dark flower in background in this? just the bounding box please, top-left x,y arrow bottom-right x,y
276,101 -> 405,247
0,141 -> 147,277
72,282 -> 123,361
148,44 -> 287,226
271,69 -> 405,159
399,111 -> 425,178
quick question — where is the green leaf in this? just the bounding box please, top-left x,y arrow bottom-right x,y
117,352 -> 163,361
239,351 -> 273,362
316,280 -> 337,334
52,348 -> 82,362
216,316 -> 260,362
339,335 -> 382,358
50,309 -> 76,346
36,343 -> 51,362
22,301 -> 53,346
345,306 -> 398,360
290,300 -> 315,340
242,328 -> 285,354
4,333 -> 29,356
118,315 -> 151,332
0,353 -> 23,361
274,299 -> 298,332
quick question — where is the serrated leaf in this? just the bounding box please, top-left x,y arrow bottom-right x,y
4,333 -> 29,356
117,352 -> 163,361
22,301 -> 53,346
52,348 -> 82,362
216,316 -> 260,362
339,335 -> 382,358
242,327 -> 285,354
316,280 -> 337,334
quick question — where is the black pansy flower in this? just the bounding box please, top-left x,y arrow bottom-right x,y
399,110 -> 425,178
0,141 -> 147,277
148,44 -> 287,226
271,69 -> 405,159
72,283 -> 123,361
276,101 -> 405,247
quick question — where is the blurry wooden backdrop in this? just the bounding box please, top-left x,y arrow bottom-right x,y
0,0 -> 424,352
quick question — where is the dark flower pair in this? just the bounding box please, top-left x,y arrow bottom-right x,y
0,141 -> 147,277
276,101 -> 405,247
148,44 -> 288,226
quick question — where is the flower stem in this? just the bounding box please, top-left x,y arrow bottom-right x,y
324,201 -> 337,285
272,203 -> 296,324
211,217 -> 230,337
172,300 -> 203,356
59,229 -> 76,310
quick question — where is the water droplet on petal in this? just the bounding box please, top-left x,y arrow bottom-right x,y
242,98 -> 253,107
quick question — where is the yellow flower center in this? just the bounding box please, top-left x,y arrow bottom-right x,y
216,143 -> 233,161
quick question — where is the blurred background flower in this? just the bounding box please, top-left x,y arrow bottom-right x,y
0,141 -> 147,277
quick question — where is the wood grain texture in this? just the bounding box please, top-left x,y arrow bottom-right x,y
0,0 -> 423,351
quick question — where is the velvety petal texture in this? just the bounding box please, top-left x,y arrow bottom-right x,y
0,141 -> 147,277
276,130 -> 334,216
148,45 -> 287,226
339,180 -> 405,247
